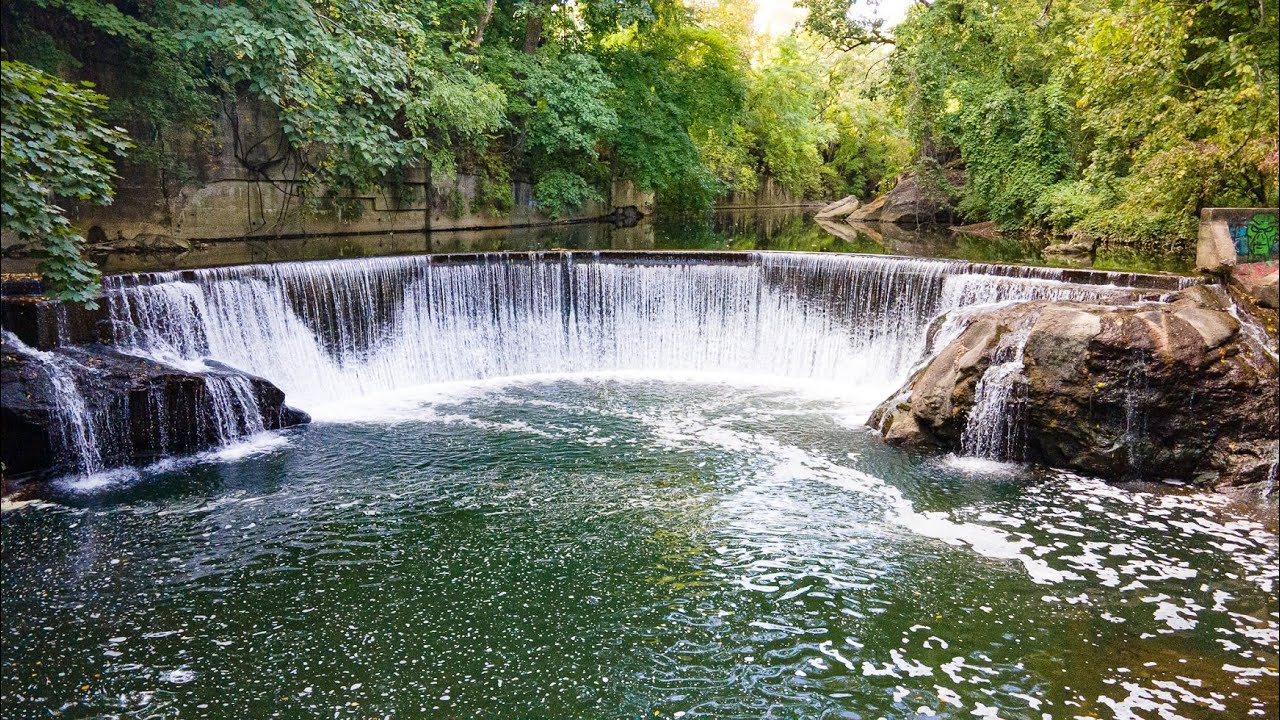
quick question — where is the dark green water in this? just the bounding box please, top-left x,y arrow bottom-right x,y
0,208 -> 1195,277
3,378 -> 1275,718
652,212 -> 1196,274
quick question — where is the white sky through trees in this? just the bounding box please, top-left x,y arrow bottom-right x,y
753,0 -> 917,36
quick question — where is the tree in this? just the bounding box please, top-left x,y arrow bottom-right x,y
1058,0 -> 1279,243
1,59 -> 131,305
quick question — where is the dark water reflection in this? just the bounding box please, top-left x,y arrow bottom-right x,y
2,208 -> 1194,276
654,210 -> 1195,274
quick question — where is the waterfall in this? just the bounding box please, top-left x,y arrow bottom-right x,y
1,251 -> 1174,476
2,331 -> 104,475
960,312 -> 1040,460
1,330 -> 275,480
101,252 -> 1140,416
202,374 -> 267,441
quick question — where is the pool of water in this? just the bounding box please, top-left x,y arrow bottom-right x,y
3,376 -> 1275,718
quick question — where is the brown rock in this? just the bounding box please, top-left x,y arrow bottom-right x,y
950,221 -> 999,239
869,287 -> 1279,494
1043,239 -> 1095,257
1230,263 -> 1279,310
815,195 -> 861,219
876,172 -> 961,226
847,195 -> 886,222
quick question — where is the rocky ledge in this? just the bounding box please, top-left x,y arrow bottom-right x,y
870,286 -> 1278,492
1,338 -> 309,481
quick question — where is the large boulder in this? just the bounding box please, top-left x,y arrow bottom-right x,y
1,338 -> 309,481
870,286 -> 1279,491
1231,263 -> 1279,310
847,194 -> 886,222
815,194 -> 861,219
852,171 -> 963,226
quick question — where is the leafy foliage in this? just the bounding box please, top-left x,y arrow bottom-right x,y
1065,0 -> 1279,243
178,0 -> 505,207
1,59 -> 131,305
862,0 -> 1278,243
743,37 -> 837,198
534,169 -> 603,219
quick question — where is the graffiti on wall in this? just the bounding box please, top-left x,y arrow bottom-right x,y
1230,212 -> 1279,263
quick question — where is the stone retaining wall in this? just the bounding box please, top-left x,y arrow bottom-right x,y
0,93 -> 653,253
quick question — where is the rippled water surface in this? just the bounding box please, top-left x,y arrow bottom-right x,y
3,377 -> 1276,718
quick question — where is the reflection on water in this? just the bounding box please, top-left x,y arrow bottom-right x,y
1,378 -> 1274,718
1,208 -> 1195,276
655,210 -> 1195,273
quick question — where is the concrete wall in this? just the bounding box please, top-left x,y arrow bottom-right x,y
1,94 -> 653,252
1196,208 -> 1278,273
1196,207 -> 1278,309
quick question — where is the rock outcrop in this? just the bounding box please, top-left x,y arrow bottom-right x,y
1,338 -> 309,480
849,171 -> 963,225
1043,238 -> 1095,257
870,286 -> 1278,491
815,195 -> 861,219
89,233 -> 194,254
1231,263 -> 1279,310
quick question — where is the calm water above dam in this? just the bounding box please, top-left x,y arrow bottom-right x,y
0,207 -> 1197,276
0,240 -> 1270,719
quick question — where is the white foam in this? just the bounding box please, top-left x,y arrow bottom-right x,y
54,467 -> 142,494
939,455 -> 1026,476
208,433 -> 290,461
306,370 -> 881,424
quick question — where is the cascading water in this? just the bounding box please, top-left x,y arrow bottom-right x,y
0,251 -> 1166,477
103,252 -> 1142,421
201,374 -> 267,441
960,313 -> 1040,460
1,330 -> 273,480
1,331 -> 103,475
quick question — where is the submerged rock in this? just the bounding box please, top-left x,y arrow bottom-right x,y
1043,238 -> 1095,257
870,286 -> 1279,492
949,220 -> 1000,239
90,233 -> 193,253
1,338 -> 309,481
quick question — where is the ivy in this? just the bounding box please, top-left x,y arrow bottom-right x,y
534,170 -> 602,219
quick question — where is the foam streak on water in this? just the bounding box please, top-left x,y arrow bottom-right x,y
1,374 -> 1274,718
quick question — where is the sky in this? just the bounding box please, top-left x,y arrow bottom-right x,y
753,0 -> 917,36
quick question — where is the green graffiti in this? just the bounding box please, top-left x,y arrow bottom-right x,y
1245,213 -> 1277,258
1232,213 -> 1279,261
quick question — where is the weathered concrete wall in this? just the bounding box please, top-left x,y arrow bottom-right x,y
0,94 -> 653,252
1196,208 -> 1278,272
1196,207 -> 1278,309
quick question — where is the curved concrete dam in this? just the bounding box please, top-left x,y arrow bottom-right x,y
4,250 -> 1185,477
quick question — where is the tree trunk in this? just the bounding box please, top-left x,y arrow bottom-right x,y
472,0 -> 496,48
523,10 -> 543,54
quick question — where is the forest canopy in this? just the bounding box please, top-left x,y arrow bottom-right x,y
859,0 -> 1280,244
1,0 -> 1277,300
